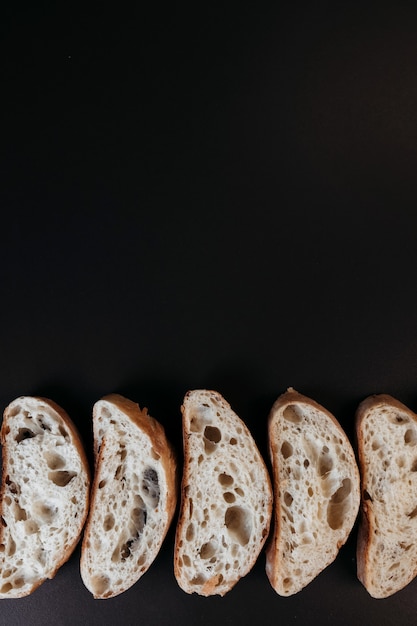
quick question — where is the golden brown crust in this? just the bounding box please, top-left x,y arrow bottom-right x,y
266,387 -> 360,594
174,389 -> 272,596
97,393 -> 178,516
0,396 -> 91,595
81,393 -> 178,597
355,394 -> 417,596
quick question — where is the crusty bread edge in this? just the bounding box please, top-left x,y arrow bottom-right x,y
266,387 -> 360,594
0,396 -> 91,597
174,389 -> 273,597
80,393 -> 178,598
355,393 -> 417,598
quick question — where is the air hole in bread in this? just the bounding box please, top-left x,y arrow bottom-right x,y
43,451 -> 66,470
141,468 -> 160,508
90,574 -> 110,596
224,506 -> 252,546
283,405 -> 303,424
186,523 -> 195,541
190,408 -> 213,432
48,470 -> 77,487
203,426 -> 222,455
223,492 -> 236,503
397,456 -> 406,468
115,464 -> 124,480
190,574 -> 206,586
281,441 -> 293,459
5,477 -> 19,495
235,487 -> 244,497
391,414 -> 409,424
12,502 -> 27,522
326,478 -> 352,530
131,500 -> 147,535
98,479 -> 107,489
405,429 -> 417,446
15,428 -> 36,443
33,501 -> 57,523
103,513 -> 115,531
307,486 -> 313,497
218,473 -> 234,487
229,437 -> 237,445
411,459 -> 417,472
284,492 -> 293,507
371,438 -> 383,451
283,577 -> 293,589
6,538 -> 16,557
113,534 -> 138,562
200,540 -> 217,559
318,449 -> 334,477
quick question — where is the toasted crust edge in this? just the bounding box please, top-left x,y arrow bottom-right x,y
266,387 -> 360,594
174,389 -> 273,596
0,396 -> 91,597
80,393 -> 178,599
355,393 -> 417,598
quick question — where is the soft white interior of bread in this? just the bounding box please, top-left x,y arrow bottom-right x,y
358,401 -> 417,598
266,397 -> 359,596
80,400 -> 171,599
0,397 -> 89,598
175,390 -> 272,596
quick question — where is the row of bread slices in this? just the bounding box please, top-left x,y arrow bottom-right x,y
0,388 -> 415,600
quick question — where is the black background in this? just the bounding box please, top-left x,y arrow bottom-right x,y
2,2 -> 417,624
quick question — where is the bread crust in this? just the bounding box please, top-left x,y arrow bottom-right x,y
174,389 -> 273,596
266,388 -> 360,595
355,394 -> 417,598
93,394 -> 178,513
80,393 -> 177,598
0,396 -> 90,597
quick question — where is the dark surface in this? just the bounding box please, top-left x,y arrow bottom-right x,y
2,2 -> 417,624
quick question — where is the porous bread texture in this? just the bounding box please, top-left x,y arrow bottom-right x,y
80,394 -> 177,599
0,396 -> 90,598
174,389 -> 273,597
266,388 -> 360,596
356,394 -> 417,598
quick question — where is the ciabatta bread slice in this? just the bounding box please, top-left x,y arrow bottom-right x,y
0,396 -> 90,598
356,394 -> 417,598
174,389 -> 272,596
266,388 -> 360,596
80,394 -> 177,599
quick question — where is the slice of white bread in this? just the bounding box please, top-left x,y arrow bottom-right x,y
266,388 -> 360,596
0,396 -> 90,598
80,393 -> 177,599
356,394 -> 417,598
174,389 -> 273,596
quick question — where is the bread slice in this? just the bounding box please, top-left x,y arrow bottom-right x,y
266,388 -> 360,596
174,389 -> 273,596
356,394 -> 417,598
80,394 -> 177,599
0,396 -> 90,598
